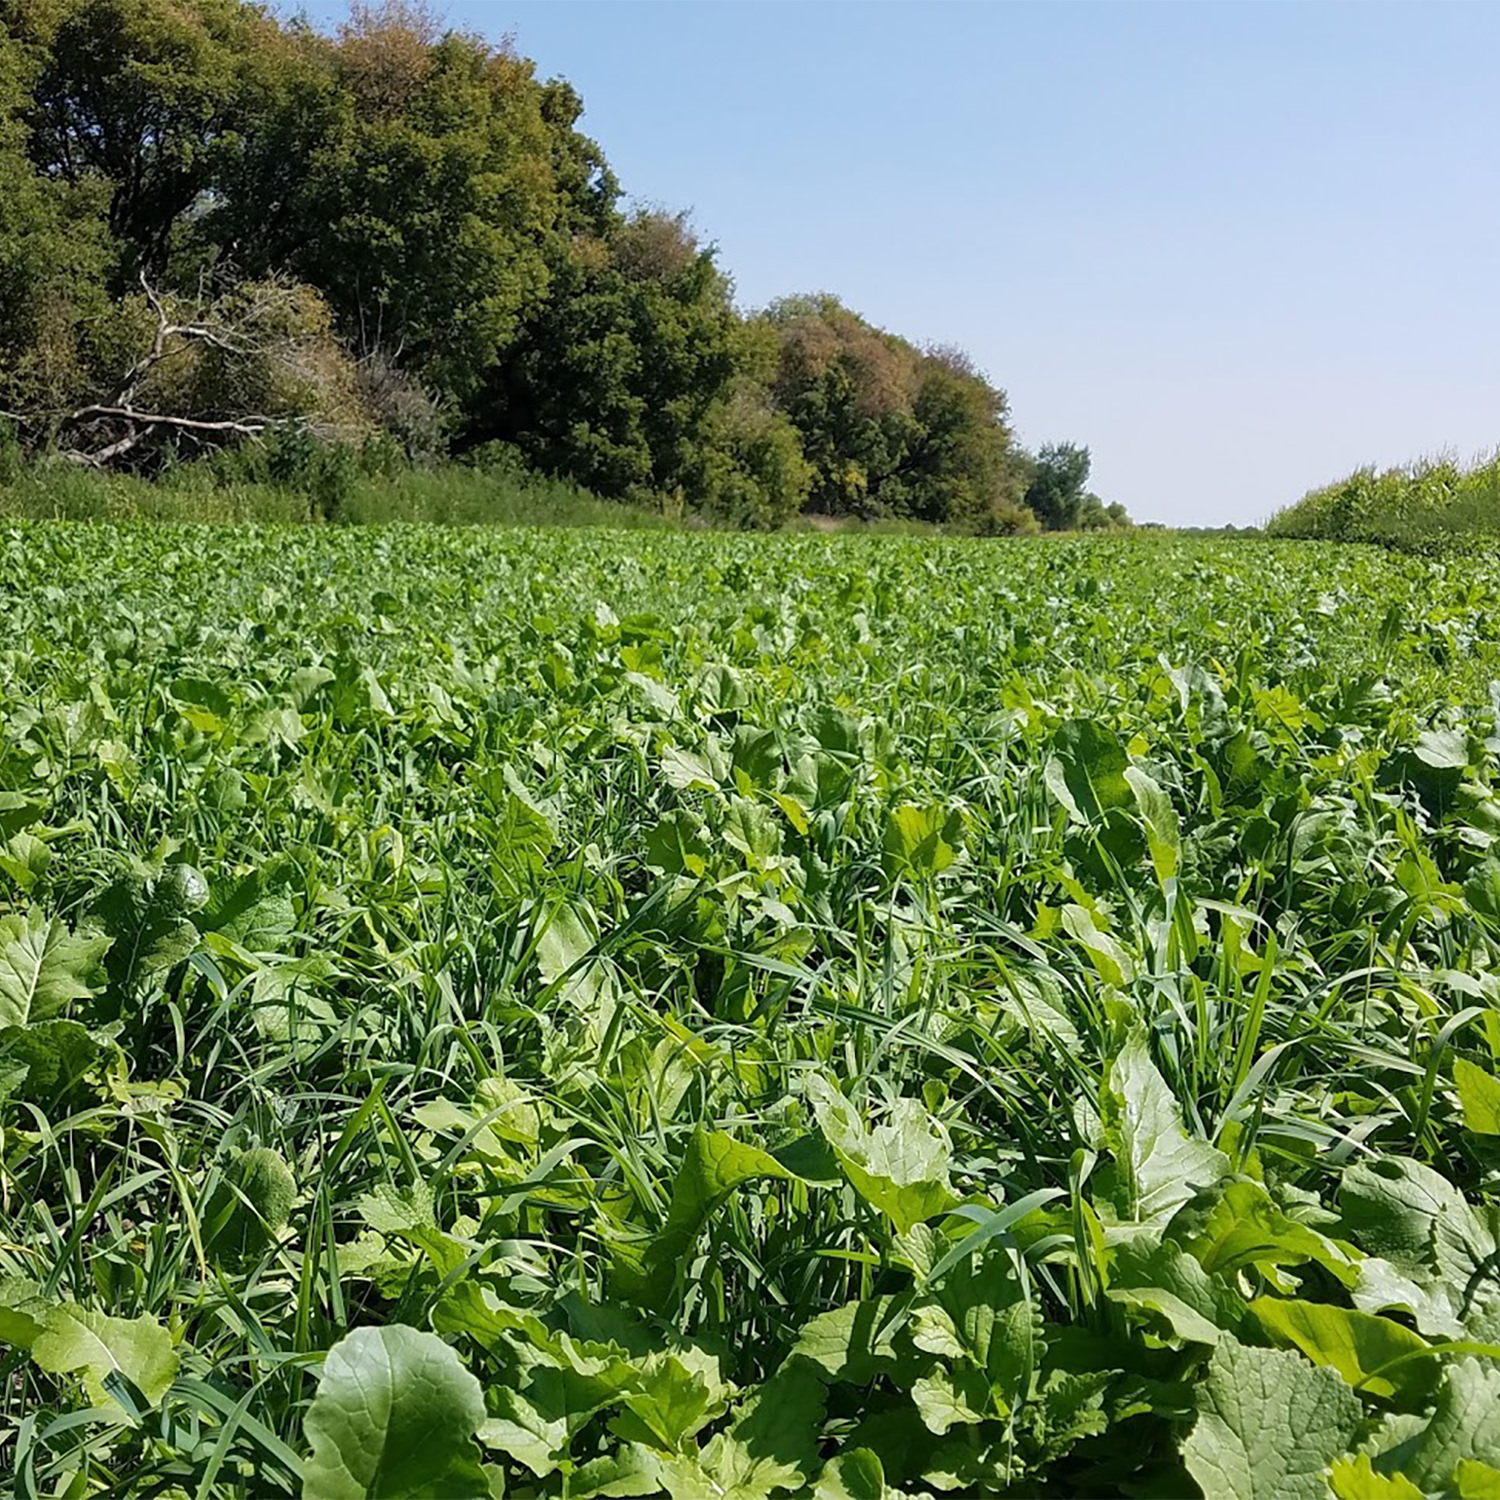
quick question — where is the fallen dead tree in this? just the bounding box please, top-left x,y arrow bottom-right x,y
39,274 -> 366,468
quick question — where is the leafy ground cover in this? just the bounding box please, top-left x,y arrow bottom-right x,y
4,526 -> 1500,1498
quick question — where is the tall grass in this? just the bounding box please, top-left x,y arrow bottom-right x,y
0,457 -> 678,529
1267,449 -> 1500,548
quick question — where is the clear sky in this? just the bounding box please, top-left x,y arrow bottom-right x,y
308,1 -> 1500,526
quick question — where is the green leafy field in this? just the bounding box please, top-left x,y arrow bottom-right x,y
5,526 -> 1500,1499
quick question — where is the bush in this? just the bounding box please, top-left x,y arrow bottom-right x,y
354,352 -> 450,464
981,495 -> 1042,536
698,389 -> 813,529
207,429 -> 361,520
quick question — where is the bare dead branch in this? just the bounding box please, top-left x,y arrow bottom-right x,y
112,274 -> 272,407
68,406 -> 277,433
32,273 -> 341,468
139,268 -> 168,326
63,429 -> 152,467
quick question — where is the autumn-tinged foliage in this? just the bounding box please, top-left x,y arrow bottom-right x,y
0,0 -> 1117,527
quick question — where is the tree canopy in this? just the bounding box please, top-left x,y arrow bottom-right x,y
0,0 -> 1122,529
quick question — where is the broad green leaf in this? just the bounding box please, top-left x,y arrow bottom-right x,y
910,1362 -> 991,1433
612,1351 -> 730,1450
618,1129 -> 803,1303
1413,729 -> 1469,771
569,1445 -> 666,1499
772,791 -> 810,835
0,1018 -> 99,1102
357,1182 -> 468,1279
198,860 -> 297,949
1061,903 -> 1136,987
881,803 -> 961,878
997,969 -> 1081,1055
1464,858 -> 1500,922
1341,1157 -> 1500,1334
171,675 -> 233,732
504,1361 -> 640,1462
810,705 -> 862,757
1183,1338 -> 1362,1500
303,1325 -> 487,1500
474,1076 -> 543,1147
0,828 -> 51,890
1327,1454 -> 1423,1500
477,767 -> 558,882
1106,1236 -> 1244,1345
1432,1203 -> 1500,1339
790,1296 -> 907,1385
626,671 -> 680,719
1454,1058 -> 1500,1134
721,796 -> 783,865
0,792 -> 45,840
695,663 -> 749,717
807,1076 -> 957,1235
1101,1034 -> 1228,1229
1173,1178 -> 1358,1287
1248,1298 -> 1434,1401
910,1248 -> 1038,1412
1456,1459 -> 1500,1499
644,809 -> 710,876
1340,1155 -> 1468,1270
659,744 -> 720,792
656,1366 -> 824,1500
1125,764 -> 1181,886
32,1304 -> 178,1415
1044,720 -> 1133,824
1351,1258 -> 1466,1341
1026,1367 -> 1113,1464
813,1449 -> 884,1500
432,1281 -> 554,1354
536,901 -> 614,1017
0,911 -> 110,1027
0,1276 -> 52,1348
731,724 -> 782,790
1254,685 -> 1310,737
1369,1358 -> 1500,1489
249,961 -> 338,1056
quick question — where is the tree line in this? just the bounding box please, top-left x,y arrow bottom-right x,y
0,0 -> 1126,531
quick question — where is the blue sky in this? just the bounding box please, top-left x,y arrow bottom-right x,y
309,2 -> 1500,526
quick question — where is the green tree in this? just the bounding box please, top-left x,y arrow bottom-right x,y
1023,441 -> 1093,530
220,3 -> 615,409
760,296 -> 1028,529
905,347 -> 1029,530
763,295 -> 917,519
696,381 -> 813,528
0,0 -> 1085,523
11,0 -> 288,282
0,24 -> 118,426
475,211 -> 747,504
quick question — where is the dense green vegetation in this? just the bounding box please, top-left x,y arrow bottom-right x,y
0,0 -> 1123,533
5,526 -> 1500,1496
1267,452 -> 1500,549
0,444 -> 679,527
